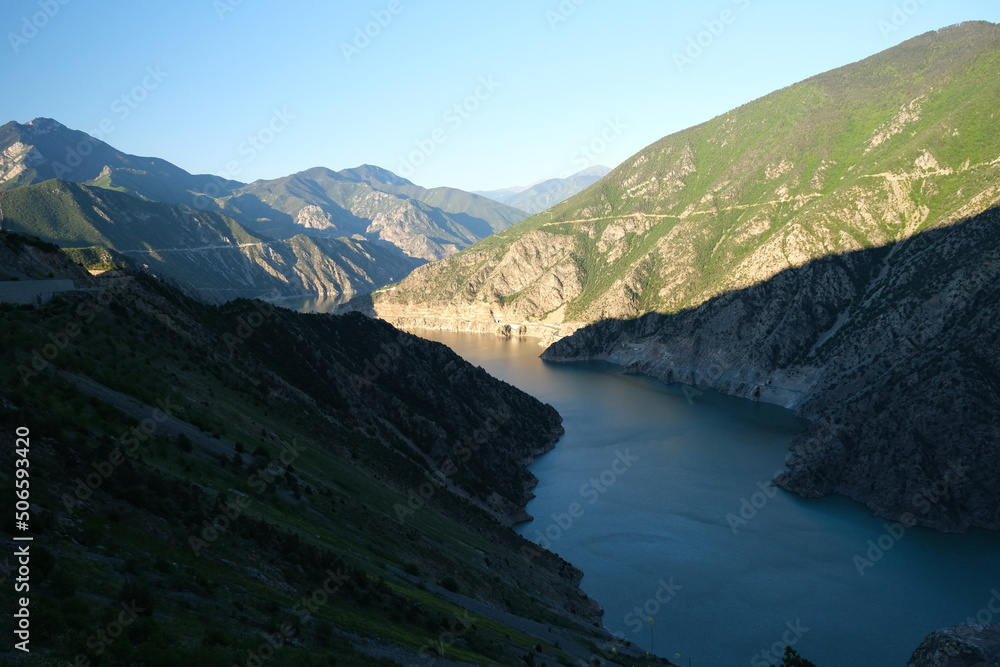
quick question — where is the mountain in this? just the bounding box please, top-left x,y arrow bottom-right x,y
476,165 -> 612,214
545,206 -> 1000,533
357,22 -> 1000,340
225,165 -> 528,261
0,181 -> 422,303
0,118 -> 526,288
0,230 -> 665,666
909,623 -> 1000,666
348,22 -> 1000,533
0,117 -> 241,206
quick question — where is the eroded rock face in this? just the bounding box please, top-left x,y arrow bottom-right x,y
908,624 -> 1000,667
352,25 -> 1000,533
544,207 -> 1000,533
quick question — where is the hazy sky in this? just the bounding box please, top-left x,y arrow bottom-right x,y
3,1 -> 998,191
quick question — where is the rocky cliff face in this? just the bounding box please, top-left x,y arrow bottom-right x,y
225,165 -> 527,262
346,24 -> 1000,534
0,181 -> 424,304
909,624 -> 1000,666
544,207 -> 1000,533
0,120 -> 527,299
358,23 -> 1000,343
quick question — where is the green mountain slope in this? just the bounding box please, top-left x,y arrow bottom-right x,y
359,22 -> 1000,339
0,118 -> 525,282
0,232 -> 665,666
0,181 -> 422,303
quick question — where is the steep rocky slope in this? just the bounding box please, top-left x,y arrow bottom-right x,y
0,230 -> 666,666
227,165 -> 527,261
0,116 -> 242,205
0,181 -> 422,303
909,624 -> 1000,666
342,23 -> 1000,535
544,207 -> 1000,532
0,119 -> 526,296
357,22 -> 1000,342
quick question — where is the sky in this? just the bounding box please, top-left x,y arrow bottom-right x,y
2,1 -> 999,192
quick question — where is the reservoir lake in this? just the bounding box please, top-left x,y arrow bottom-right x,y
411,329 -> 1000,667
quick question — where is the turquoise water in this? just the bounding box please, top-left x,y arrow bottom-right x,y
415,330 -> 1000,667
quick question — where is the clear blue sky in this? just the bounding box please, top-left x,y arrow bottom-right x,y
2,1 -> 998,191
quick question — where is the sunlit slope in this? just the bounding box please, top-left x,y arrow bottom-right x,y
361,22 -> 1000,337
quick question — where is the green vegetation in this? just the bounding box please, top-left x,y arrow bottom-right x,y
0,243 -> 663,666
371,22 -> 1000,330
773,647 -> 818,667
0,181 -> 422,304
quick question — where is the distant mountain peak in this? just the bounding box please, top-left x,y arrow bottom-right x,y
475,166 -> 612,214
24,117 -> 67,133
576,165 -> 612,177
337,164 -> 414,187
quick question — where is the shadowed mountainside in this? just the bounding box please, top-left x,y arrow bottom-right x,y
0,230 -> 678,666
544,208 -> 1000,533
